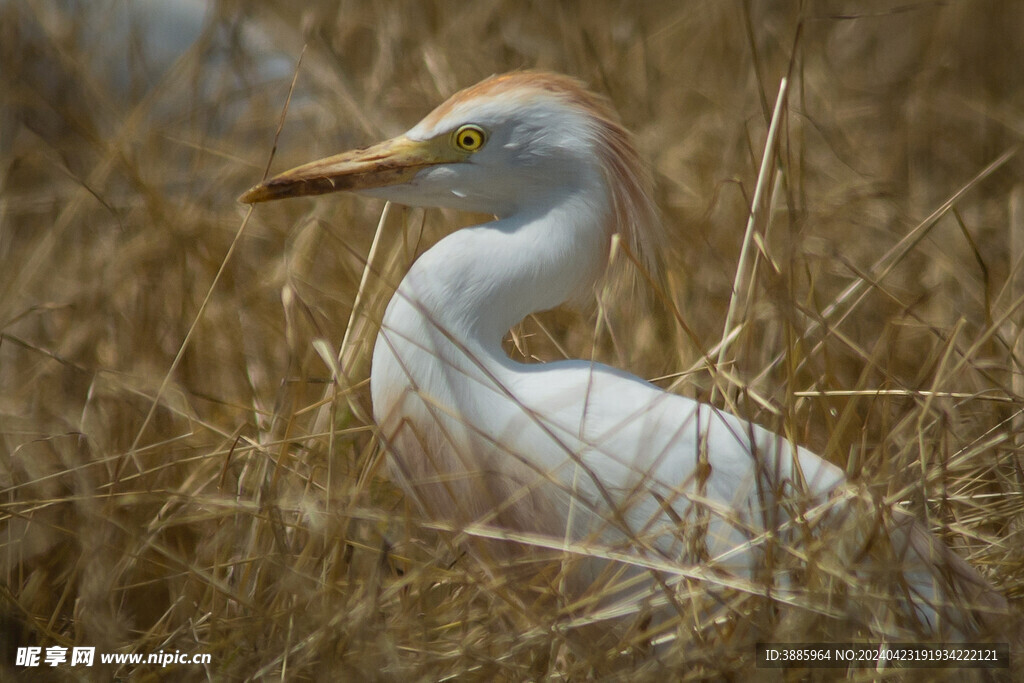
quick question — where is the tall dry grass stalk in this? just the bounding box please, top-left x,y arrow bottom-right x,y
1,1 -> 1022,679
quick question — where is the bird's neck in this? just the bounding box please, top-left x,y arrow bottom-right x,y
385,188 -> 610,359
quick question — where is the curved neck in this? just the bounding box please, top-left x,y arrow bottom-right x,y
386,187 -> 610,359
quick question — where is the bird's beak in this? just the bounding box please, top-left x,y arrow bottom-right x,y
239,135 -> 463,204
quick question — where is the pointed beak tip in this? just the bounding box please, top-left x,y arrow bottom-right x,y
238,185 -> 266,204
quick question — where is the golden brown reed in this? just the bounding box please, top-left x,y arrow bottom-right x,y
1,1 -> 1022,679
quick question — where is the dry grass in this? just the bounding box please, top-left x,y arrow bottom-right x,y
2,0 -> 1023,679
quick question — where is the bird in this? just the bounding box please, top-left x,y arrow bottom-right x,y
241,70 -> 1007,641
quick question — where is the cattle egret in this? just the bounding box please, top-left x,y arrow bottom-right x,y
242,71 -> 1006,639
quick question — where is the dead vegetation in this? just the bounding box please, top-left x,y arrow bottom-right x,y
1,0 -> 1022,679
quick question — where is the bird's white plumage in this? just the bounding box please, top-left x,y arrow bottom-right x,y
246,70 -> 1007,638
369,165 -> 845,579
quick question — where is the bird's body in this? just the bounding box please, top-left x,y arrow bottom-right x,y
370,188 -> 844,588
243,71 -> 1007,638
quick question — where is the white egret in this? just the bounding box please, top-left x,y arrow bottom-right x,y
242,71 -> 1006,639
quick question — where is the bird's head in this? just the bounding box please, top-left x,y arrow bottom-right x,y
241,70 -> 660,275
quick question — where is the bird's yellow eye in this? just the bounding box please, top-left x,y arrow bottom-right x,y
452,124 -> 486,152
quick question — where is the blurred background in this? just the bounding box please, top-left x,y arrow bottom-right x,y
1,0 -> 1022,678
